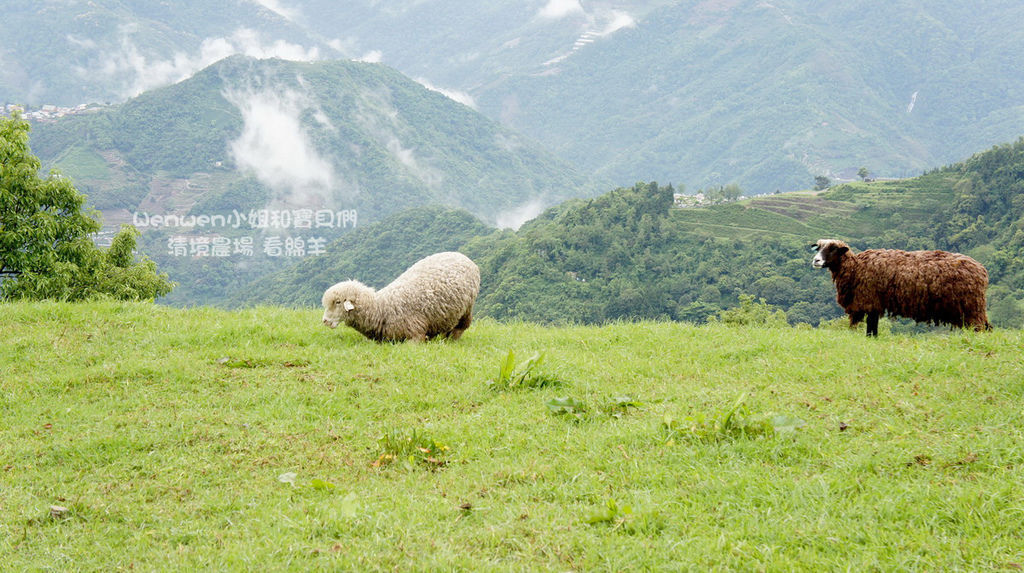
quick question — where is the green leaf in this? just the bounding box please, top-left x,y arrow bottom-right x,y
310,478 -> 337,491
498,349 -> 516,382
721,392 -> 748,429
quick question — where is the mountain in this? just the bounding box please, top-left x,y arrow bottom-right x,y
473,1 -> 1024,192
8,1 -> 1024,197
238,137 -> 1024,329
0,0 -> 328,106
0,1 -> 675,108
25,56 -> 597,305
30,56 -> 595,223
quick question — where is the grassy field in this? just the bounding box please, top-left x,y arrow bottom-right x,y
3,302 -> 1024,571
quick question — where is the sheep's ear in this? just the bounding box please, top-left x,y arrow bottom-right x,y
837,246 -> 849,256
343,300 -> 355,311
810,243 -> 820,251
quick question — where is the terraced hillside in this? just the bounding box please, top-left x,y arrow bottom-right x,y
672,196 -> 840,241
673,173 -> 958,244
747,195 -> 858,222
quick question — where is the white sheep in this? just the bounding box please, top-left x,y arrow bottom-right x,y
321,251 -> 480,342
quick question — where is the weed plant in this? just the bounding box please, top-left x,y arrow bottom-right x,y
373,428 -> 449,469
489,349 -> 561,390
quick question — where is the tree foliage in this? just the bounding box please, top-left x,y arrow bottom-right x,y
463,182 -> 838,325
698,183 -> 744,204
0,112 -> 173,301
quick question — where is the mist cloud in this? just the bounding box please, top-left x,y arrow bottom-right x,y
415,77 -> 476,108
495,199 -> 545,230
538,0 -> 584,19
224,82 -> 343,208
352,88 -> 445,189
355,50 -> 384,64
88,27 -> 322,99
597,10 -> 636,36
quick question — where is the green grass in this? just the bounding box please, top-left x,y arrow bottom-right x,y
3,302 -> 1024,570
51,145 -> 112,181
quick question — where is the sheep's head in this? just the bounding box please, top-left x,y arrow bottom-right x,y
811,239 -> 850,269
321,280 -> 371,329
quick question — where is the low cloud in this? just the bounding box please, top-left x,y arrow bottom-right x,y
496,199 -> 546,230
324,37 -> 383,63
538,0 -> 585,19
386,138 -> 444,188
415,77 -> 476,108
352,88 -> 445,189
66,35 -> 97,49
597,10 -> 636,36
86,27 -> 322,99
355,50 -> 384,64
224,82 -> 343,209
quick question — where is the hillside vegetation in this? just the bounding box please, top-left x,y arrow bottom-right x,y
3,302 -> 1023,570
240,138 -> 1024,329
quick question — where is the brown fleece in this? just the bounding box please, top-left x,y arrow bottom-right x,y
814,239 -> 991,334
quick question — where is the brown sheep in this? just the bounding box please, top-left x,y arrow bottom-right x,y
811,239 -> 991,336
321,251 -> 480,342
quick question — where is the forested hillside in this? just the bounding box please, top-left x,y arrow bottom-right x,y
237,138 -> 1024,329
468,182 -> 839,325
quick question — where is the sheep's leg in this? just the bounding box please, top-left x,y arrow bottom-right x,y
970,315 -> 993,332
865,312 -> 880,337
448,311 -> 473,340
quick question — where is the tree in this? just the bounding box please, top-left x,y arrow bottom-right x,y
0,111 -> 174,301
814,175 -> 831,191
722,183 -> 743,202
712,294 -> 789,327
857,166 -> 870,181
698,183 -> 742,204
